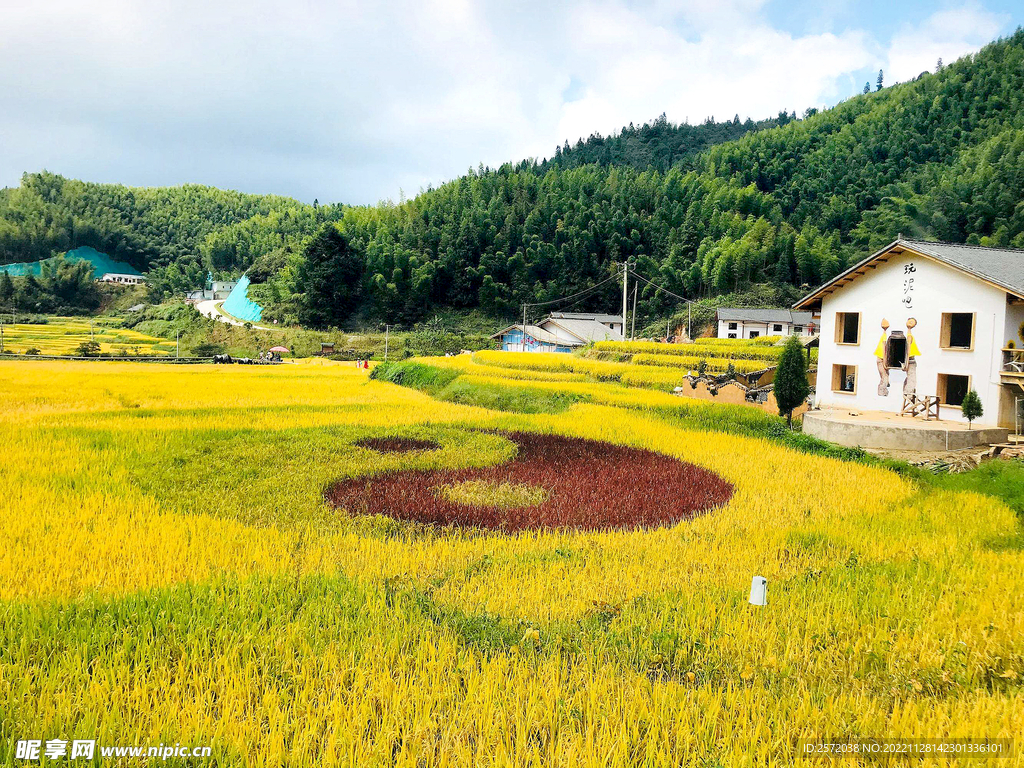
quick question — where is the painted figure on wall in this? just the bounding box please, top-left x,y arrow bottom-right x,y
875,317 -> 920,397
904,317 -> 920,396
875,319 -> 891,396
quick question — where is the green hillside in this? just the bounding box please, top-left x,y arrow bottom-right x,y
2,29 -> 1024,328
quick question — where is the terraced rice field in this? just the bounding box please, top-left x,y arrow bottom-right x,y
1,359 -> 1022,766
0,317 -> 174,356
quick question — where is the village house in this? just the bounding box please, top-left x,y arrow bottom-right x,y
492,311 -> 624,352
98,272 -> 146,286
716,308 -> 817,339
186,280 -> 239,302
795,238 -> 1024,429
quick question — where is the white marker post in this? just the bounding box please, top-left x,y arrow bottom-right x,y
749,576 -> 767,606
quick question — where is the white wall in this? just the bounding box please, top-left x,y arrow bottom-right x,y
716,320 -> 793,339
815,253 -> 1007,426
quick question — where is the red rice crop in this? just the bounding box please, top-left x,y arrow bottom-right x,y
327,432 -> 733,532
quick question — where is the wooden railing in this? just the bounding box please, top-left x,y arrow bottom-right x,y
901,393 -> 940,420
1002,348 -> 1024,374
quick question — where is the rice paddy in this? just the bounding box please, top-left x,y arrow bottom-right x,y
0,316 -> 174,356
1,357 -> 1022,766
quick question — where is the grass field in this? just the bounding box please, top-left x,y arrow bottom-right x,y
1,359 -> 1023,766
0,317 -> 175,356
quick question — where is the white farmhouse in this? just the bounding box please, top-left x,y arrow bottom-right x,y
795,238 -> 1024,428
716,308 -> 817,339
99,272 -> 146,286
492,312 -> 623,352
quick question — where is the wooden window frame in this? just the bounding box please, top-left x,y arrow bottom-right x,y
939,312 -> 976,351
936,372 -> 971,408
834,312 -> 861,346
831,363 -> 858,395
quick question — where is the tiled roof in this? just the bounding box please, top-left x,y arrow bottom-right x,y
795,238 -> 1024,308
717,308 -> 816,324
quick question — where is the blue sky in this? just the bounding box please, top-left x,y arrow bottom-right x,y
0,0 -> 1020,205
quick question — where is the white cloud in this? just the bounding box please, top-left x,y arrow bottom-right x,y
0,0 -> 1013,204
885,3 -> 1007,84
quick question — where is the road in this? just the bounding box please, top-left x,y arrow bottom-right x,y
195,300 -> 272,331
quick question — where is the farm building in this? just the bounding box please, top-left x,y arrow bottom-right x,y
99,272 -> 146,285
716,308 -> 816,339
186,280 -> 239,301
795,238 -> 1024,429
492,312 -> 623,352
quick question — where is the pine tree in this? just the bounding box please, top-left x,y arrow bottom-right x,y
935,58 -> 943,72
863,82 -> 871,94
0,271 -> 14,307
960,389 -> 983,427
774,335 -> 810,427
876,69 -> 884,91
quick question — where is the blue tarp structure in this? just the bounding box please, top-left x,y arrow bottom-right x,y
0,246 -> 141,278
221,275 -> 263,323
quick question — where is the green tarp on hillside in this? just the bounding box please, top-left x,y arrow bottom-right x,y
0,247 -> 141,278
221,275 -> 263,323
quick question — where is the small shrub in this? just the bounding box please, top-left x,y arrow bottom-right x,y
24,347 -> 41,356
960,389 -> 983,427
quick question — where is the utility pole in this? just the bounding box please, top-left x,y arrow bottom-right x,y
176,330 -> 179,359
618,262 -> 626,339
688,302 -> 691,342
384,324 -> 389,362
630,284 -> 637,341
522,303 -> 528,351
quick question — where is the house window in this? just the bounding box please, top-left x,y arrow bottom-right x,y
773,324 -> 783,333
831,364 -> 857,393
794,325 -> 803,334
727,333 -> 737,339
834,312 -> 860,345
749,331 -> 760,339
728,322 -> 738,330
940,312 -> 974,350
937,373 -> 970,407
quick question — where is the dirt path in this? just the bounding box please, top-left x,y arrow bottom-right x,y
195,300 -> 272,331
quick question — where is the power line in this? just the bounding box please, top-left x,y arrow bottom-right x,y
628,268 -> 694,340
523,273 -> 618,309
622,272 -> 696,305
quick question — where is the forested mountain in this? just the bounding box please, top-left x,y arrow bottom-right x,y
533,111 -> 799,173
0,172 -> 342,295
3,28 -> 1024,328
320,29 -> 1024,326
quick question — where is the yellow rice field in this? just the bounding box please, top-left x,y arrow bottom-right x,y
1,359 -> 1022,766
0,317 -> 174,356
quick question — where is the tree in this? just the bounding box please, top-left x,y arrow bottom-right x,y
960,389 -> 983,427
297,224 -> 365,329
0,271 -> 14,307
774,335 -> 810,427
75,340 -> 101,357
876,69 -> 884,91
936,58 -> 944,72
863,82 -> 871,94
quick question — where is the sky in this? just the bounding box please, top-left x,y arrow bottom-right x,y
0,0 -> 1020,205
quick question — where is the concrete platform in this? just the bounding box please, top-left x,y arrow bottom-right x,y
803,409 -> 1009,451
